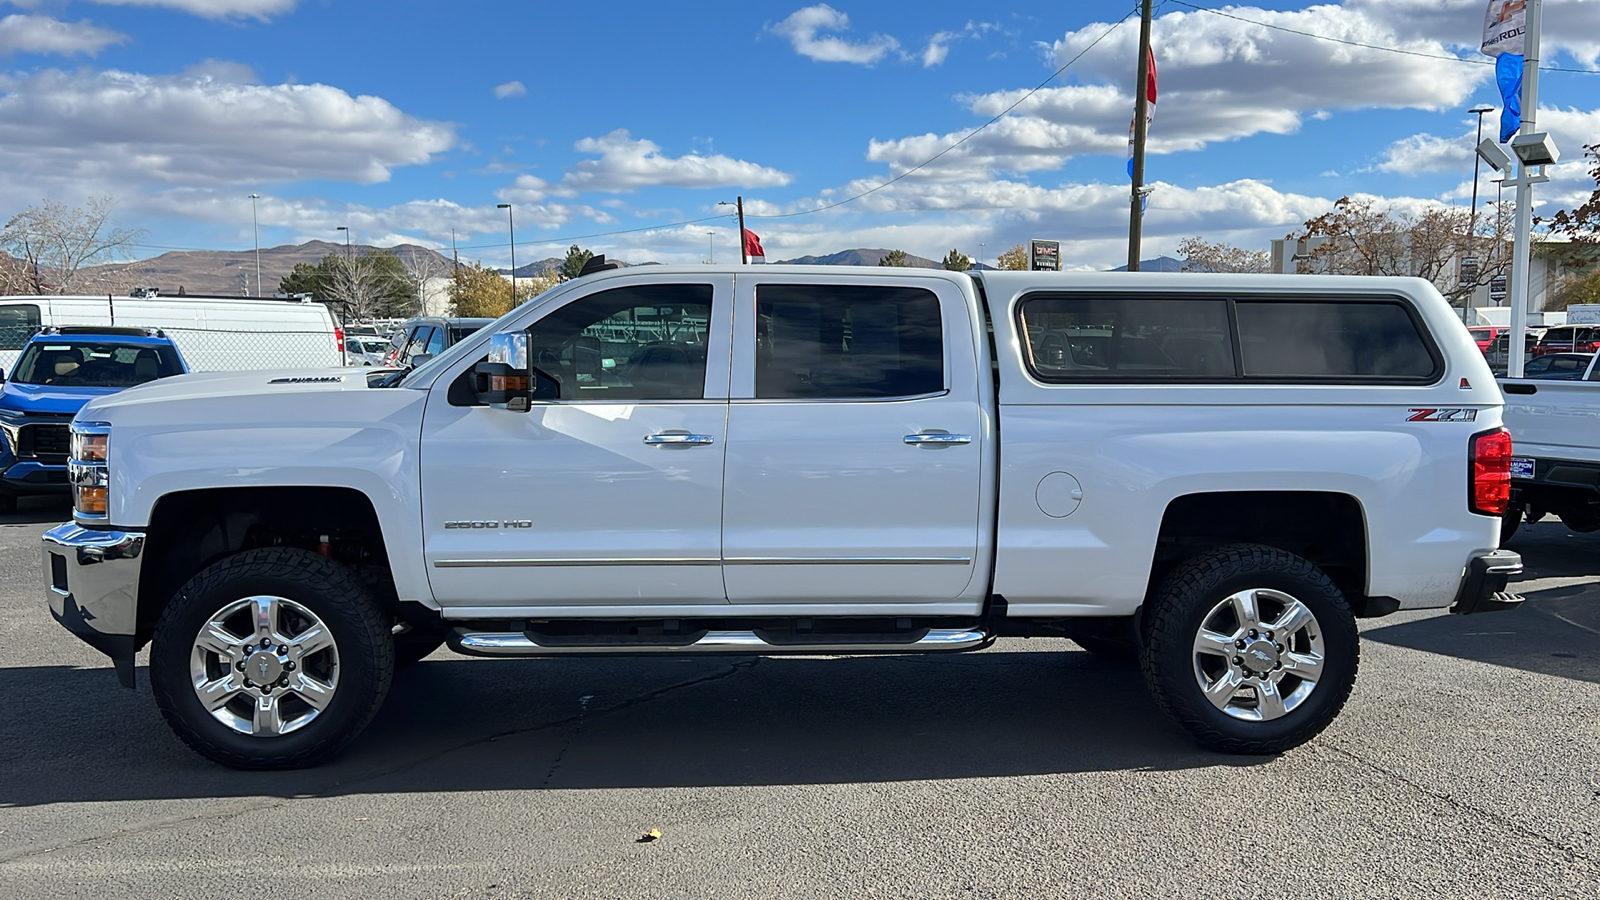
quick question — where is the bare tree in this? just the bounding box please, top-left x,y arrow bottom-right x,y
395,245 -> 451,317
1295,196 -> 1496,303
1176,237 -> 1270,273
0,197 -> 145,294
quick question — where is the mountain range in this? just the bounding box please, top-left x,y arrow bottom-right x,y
68,242 -> 1180,296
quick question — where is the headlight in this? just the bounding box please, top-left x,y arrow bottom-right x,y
70,422 -> 111,518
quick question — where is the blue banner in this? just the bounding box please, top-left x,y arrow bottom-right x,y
1496,53 -> 1523,142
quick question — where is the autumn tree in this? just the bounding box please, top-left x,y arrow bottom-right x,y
559,244 -> 594,281
1176,237 -> 1270,273
995,244 -> 1028,270
941,249 -> 972,271
1549,143 -> 1600,260
878,249 -> 909,267
0,196 -> 145,294
449,261 -> 562,318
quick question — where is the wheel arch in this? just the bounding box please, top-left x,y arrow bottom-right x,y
1146,490 -> 1377,616
136,486 -> 400,643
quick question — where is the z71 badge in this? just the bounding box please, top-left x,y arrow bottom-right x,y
1406,408 -> 1478,423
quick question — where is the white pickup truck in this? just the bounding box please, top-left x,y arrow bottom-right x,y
1500,354 -> 1600,538
44,266 -> 1523,769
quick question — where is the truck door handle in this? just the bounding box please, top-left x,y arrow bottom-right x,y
903,432 -> 972,445
644,433 -> 716,445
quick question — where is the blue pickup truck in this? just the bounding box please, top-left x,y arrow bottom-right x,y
0,327 -> 186,512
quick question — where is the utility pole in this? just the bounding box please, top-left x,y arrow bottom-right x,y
737,196 -> 747,264
1126,0 -> 1154,272
248,193 -> 261,296
451,228 -> 459,270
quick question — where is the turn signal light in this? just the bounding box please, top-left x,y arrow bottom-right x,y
1470,429 -> 1512,516
76,485 -> 108,516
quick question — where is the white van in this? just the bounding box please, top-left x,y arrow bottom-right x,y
0,293 -> 342,374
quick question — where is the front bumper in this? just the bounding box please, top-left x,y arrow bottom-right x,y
43,523 -> 145,687
1450,549 -> 1524,615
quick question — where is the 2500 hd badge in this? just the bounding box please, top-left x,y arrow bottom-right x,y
443,520 -> 534,529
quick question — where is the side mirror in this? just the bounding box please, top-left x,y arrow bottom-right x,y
410,353 -> 434,368
0,367 -> 6,383
473,331 -> 558,411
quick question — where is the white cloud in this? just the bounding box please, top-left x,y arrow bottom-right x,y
0,14 -> 126,56
921,31 -> 955,67
1347,0 -> 1600,68
557,129 -> 793,194
770,5 -> 899,65
0,68 -> 455,188
87,0 -> 297,21
493,80 -> 526,99
1379,106 -> 1600,179
497,174 -> 549,204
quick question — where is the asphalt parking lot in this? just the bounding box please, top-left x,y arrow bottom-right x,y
1,496 -> 1597,899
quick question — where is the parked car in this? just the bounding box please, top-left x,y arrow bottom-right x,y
1532,325 -> 1600,357
1501,351 -> 1600,537
1520,352 -> 1594,380
343,336 -> 391,367
1468,325 -> 1502,352
0,291 -> 341,373
382,317 -> 495,369
45,269 -> 1522,769
0,327 -> 186,512
1484,330 -> 1541,375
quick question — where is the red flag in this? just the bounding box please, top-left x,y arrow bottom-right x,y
743,228 -> 765,263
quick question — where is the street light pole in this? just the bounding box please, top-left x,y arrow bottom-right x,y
497,203 -> 516,305
707,231 -> 715,265
336,225 -> 350,260
248,194 -> 261,296
1465,104 -> 1494,325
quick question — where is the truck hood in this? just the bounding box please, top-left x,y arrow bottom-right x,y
78,367 -> 397,416
0,381 -> 122,416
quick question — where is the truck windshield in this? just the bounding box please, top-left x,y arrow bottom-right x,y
11,341 -> 183,388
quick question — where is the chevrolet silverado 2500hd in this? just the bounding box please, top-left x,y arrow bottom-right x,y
44,267 -> 1523,768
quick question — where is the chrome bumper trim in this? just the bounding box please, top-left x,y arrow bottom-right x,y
448,627 -> 992,657
42,523 -> 146,686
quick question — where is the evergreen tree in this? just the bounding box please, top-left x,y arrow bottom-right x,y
942,249 -> 972,271
878,249 -> 909,267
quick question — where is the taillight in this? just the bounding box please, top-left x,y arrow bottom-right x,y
1583,342 -> 1600,354
335,326 -> 345,355
1470,429 -> 1512,516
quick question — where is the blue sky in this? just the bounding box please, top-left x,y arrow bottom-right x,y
0,0 -> 1597,271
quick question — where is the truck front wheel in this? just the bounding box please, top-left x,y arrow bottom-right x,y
149,548 -> 394,770
1140,544 -> 1358,754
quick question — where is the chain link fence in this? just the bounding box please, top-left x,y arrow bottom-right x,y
0,325 -> 343,375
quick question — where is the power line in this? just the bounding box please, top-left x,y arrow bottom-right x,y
1168,0 -> 1599,74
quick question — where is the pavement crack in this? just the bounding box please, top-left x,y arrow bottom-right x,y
1322,741 -> 1600,867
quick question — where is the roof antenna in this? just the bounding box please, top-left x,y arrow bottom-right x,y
108,293 -> 115,325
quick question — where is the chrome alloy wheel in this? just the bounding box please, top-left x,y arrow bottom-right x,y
1191,588 -> 1326,722
188,595 -> 340,737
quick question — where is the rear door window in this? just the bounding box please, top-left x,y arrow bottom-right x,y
755,284 -> 944,399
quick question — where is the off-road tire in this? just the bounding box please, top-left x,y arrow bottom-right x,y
150,547 -> 394,770
1140,543 -> 1359,754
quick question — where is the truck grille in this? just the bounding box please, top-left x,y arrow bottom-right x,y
20,423 -> 70,462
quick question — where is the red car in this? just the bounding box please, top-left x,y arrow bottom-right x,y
1468,325 -> 1501,352
1532,325 -> 1600,357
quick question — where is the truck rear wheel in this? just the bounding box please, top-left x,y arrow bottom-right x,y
149,547 -> 394,770
1140,544 -> 1358,754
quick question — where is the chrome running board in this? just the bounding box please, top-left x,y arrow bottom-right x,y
447,627 -> 991,657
